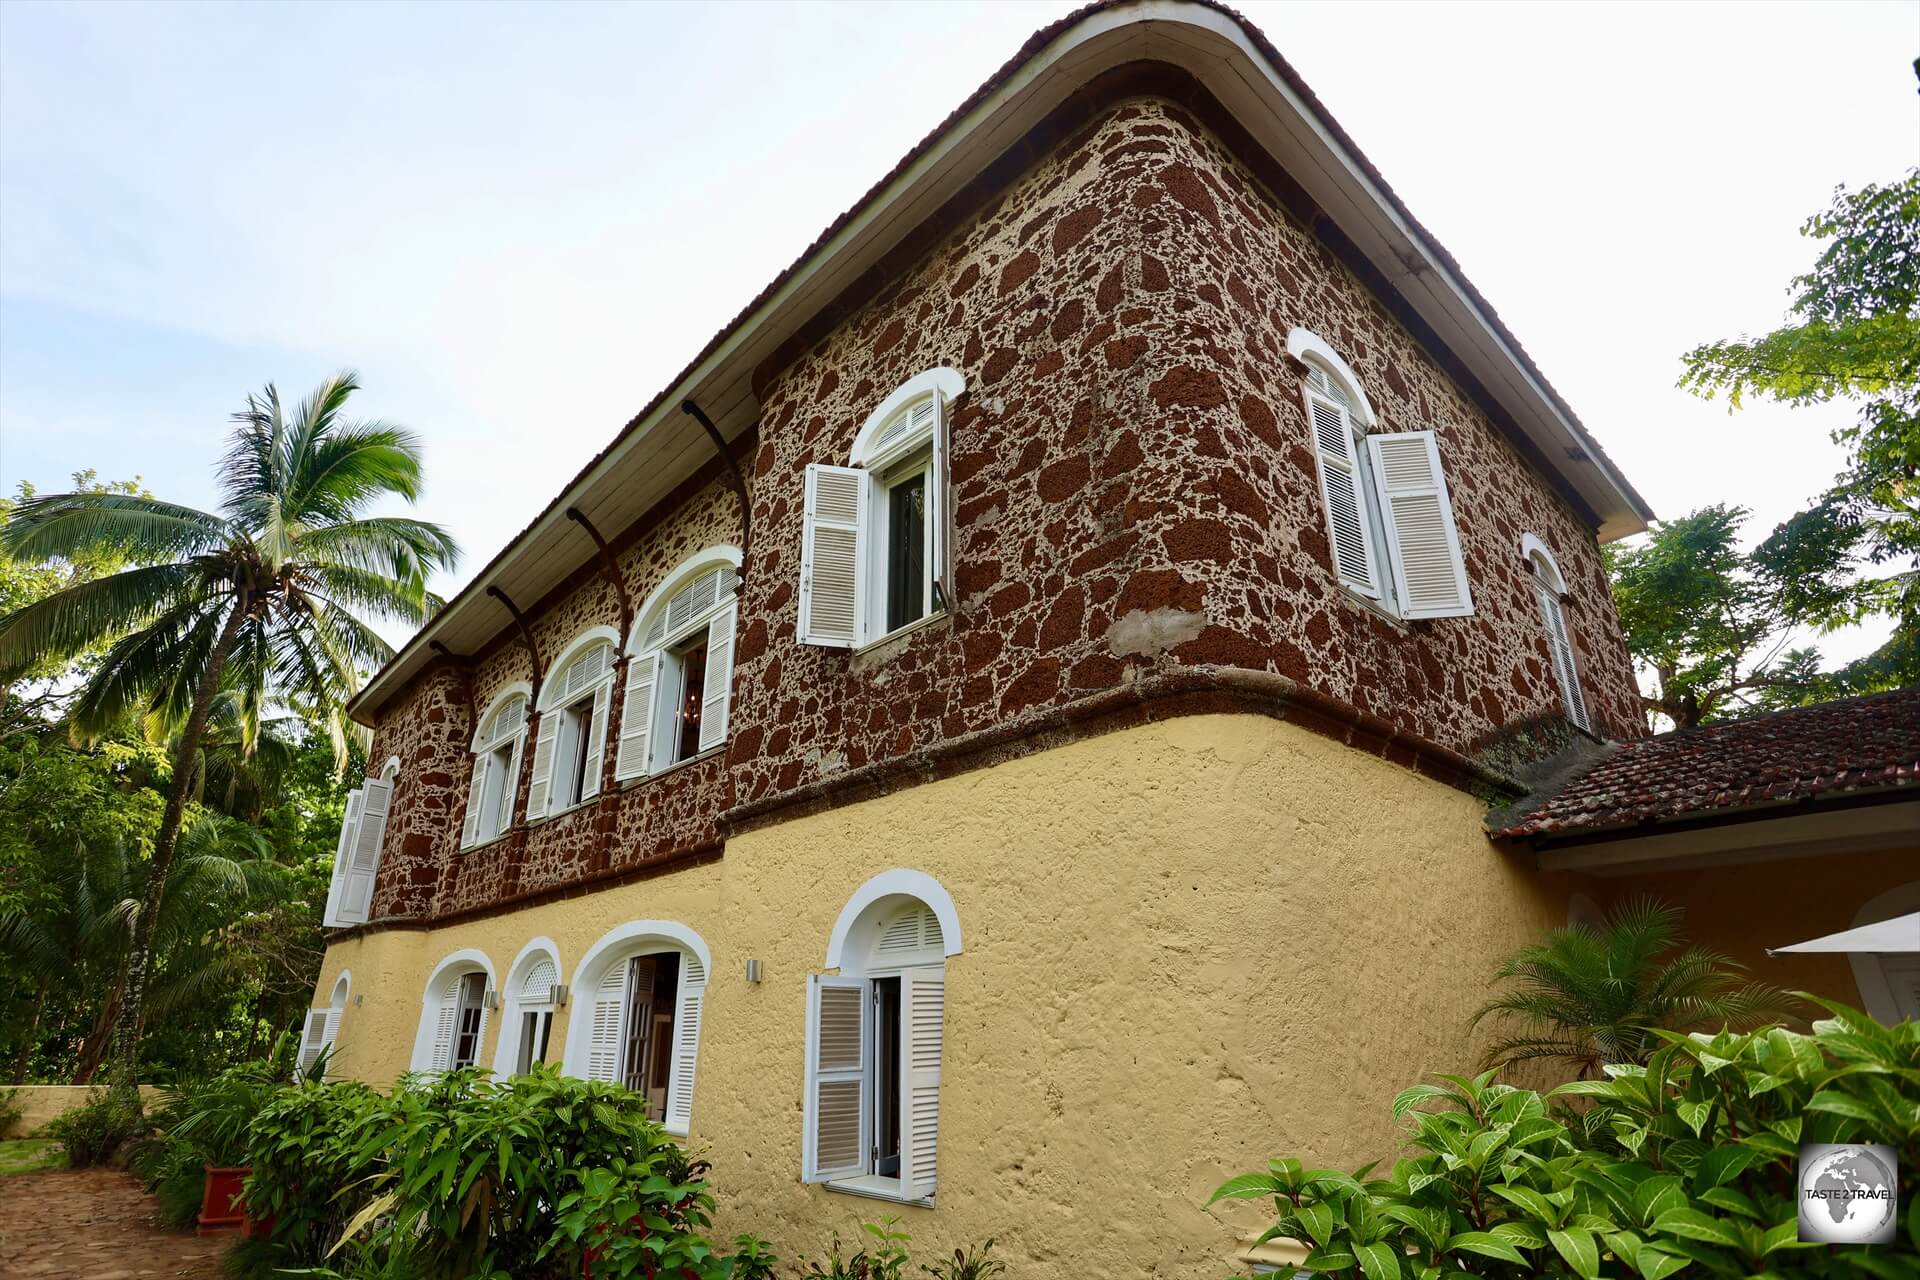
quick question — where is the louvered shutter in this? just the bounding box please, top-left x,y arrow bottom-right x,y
663,952 -> 707,1134
337,778 -> 391,925
579,679 -> 610,801
1536,583 -> 1592,733
1367,431 -> 1473,619
896,967 -> 945,1200
459,755 -> 487,850
584,965 -> 629,1083
697,603 -> 736,754
931,391 -> 956,614
429,974 -> 459,1072
321,1005 -> 344,1072
323,789 -> 363,927
799,464 -> 867,648
1305,388 -> 1379,598
298,1009 -> 328,1079
614,652 -> 662,780
524,710 -> 561,820
803,975 -> 868,1182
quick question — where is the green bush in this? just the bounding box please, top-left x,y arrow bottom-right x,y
799,1220 -> 914,1280
1214,999 -> 1919,1278
0,1086 -> 23,1136
44,1088 -> 144,1167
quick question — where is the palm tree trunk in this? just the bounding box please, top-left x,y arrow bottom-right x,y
10,978 -> 48,1084
108,597 -> 248,1099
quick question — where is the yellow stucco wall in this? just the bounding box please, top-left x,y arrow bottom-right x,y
312,713 -> 1583,1277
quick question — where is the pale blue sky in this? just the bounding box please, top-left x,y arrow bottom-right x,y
3,0 -> 1916,665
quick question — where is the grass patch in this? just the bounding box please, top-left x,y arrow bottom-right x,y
0,1138 -> 65,1175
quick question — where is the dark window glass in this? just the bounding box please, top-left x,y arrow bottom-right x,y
620,953 -> 680,1120
872,975 -> 902,1177
886,472 -> 927,633
565,705 -> 593,807
451,972 -> 486,1069
675,641 -> 708,764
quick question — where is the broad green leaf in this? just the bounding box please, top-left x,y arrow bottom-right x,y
1650,1206 -> 1742,1248
1443,1231 -> 1526,1264
1549,1227 -> 1600,1279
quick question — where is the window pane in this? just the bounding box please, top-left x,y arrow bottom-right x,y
873,975 -> 902,1177
675,641 -> 709,764
452,973 -> 486,1069
887,472 -> 927,633
565,704 -> 592,808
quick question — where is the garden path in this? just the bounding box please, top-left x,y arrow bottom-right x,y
0,1166 -> 227,1278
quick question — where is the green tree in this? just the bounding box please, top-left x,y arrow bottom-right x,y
1471,899 -> 1796,1080
1604,505 -> 1828,730
0,372 -> 456,1091
1680,171 -> 1920,692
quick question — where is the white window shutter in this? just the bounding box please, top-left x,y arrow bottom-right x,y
321,1005 -> 344,1064
298,1009 -> 328,1079
697,602 -> 737,754
524,710 -> 561,820
663,952 -> 707,1134
1367,431 -> 1474,619
323,789 -> 363,928
430,976 -> 459,1073
579,680 -> 611,801
798,464 -> 867,648
897,967 -> 945,1200
614,652 -> 662,781
459,756 -> 487,850
931,391 -> 956,614
802,974 -> 868,1183
1305,390 -> 1379,598
1537,584 -> 1592,733
585,965 -> 629,1083
337,778 -> 391,926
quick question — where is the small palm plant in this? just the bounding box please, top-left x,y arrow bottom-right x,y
1472,897 -> 1797,1079
0,373 -> 456,1088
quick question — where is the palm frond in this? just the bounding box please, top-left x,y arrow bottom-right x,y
0,563 -> 204,676
0,491 -> 227,564
65,596 -> 230,740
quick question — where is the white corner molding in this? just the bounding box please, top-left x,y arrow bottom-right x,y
825,869 -> 964,970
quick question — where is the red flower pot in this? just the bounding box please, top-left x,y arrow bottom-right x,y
196,1165 -> 250,1236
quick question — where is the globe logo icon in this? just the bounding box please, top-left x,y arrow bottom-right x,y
1798,1143 -> 1898,1245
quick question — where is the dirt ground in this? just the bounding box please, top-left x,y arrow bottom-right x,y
0,1166 -> 229,1278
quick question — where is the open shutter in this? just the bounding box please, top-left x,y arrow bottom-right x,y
1367,431 -> 1473,619
614,652 -> 662,780
524,710 -> 561,820
798,464 -> 867,648
802,974 -> 868,1183
298,1009 -> 328,1079
321,1005 -> 344,1071
579,680 -> 610,801
697,603 -> 737,754
459,756 -> 487,850
897,967 -> 945,1200
663,952 -> 707,1134
584,965 -> 629,1083
1306,389 -> 1378,598
931,390 -> 956,614
337,778 -> 391,925
429,976 -> 459,1072
1537,585 -> 1592,733
323,789 -> 363,927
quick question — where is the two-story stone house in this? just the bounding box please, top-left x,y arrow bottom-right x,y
297,2 -> 1917,1273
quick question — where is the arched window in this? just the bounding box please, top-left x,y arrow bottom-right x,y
462,685 -> 530,849
1288,328 -> 1472,620
412,950 -> 496,1074
299,971 -> 351,1079
1522,534 -> 1591,733
803,870 -> 962,1203
616,548 -> 742,782
799,367 -> 964,649
528,629 -> 619,820
494,938 -> 563,1076
323,756 -> 399,928
562,922 -> 711,1135
1844,882 -> 1920,1024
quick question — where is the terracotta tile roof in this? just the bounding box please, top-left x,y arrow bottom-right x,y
1492,689 -> 1920,839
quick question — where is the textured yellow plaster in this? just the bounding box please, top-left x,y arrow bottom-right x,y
312,714 -> 1579,1277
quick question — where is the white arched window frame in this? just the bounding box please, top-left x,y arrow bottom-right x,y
493,937 -> 564,1076
527,628 -> 619,821
1523,534 -> 1591,734
299,971 -> 351,1080
1288,328 -> 1472,621
324,756 -> 399,928
462,684 -> 531,850
803,869 -> 962,1204
411,949 -> 497,1075
562,921 -> 712,1136
799,367 -> 965,649
1845,882 -> 1920,1025
616,547 -> 743,783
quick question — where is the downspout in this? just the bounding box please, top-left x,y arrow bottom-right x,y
681,399 -> 751,589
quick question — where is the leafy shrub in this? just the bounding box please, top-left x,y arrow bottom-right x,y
0,1086 -> 23,1136
1214,999 -> 1919,1277
241,1073 -> 389,1272
918,1238 -> 1004,1280
725,1235 -> 778,1280
799,1220 -> 914,1280
44,1088 -> 144,1166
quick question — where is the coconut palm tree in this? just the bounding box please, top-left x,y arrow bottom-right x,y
0,373 -> 456,1088
1472,898 -> 1799,1079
